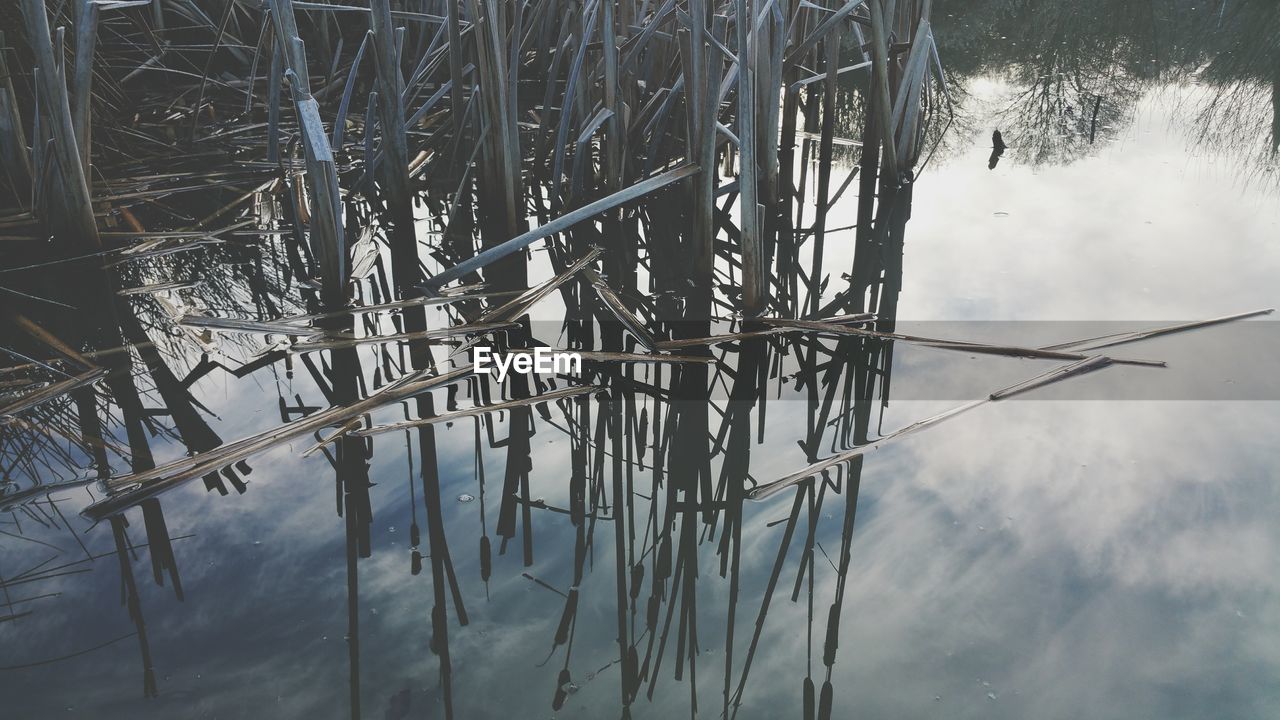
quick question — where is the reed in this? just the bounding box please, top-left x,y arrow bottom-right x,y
19,0 -> 98,249
0,31 -> 33,207
3,0 -> 950,320
268,0 -> 346,303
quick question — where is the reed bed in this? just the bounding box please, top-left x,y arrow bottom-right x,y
3,0 -> 947,315
2,3 -> 1272,718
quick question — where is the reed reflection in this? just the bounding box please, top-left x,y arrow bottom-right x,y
1,1 -> 1268,718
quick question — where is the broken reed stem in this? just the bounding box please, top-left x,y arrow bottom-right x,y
423,164 -> 699,292
582,267 -> 659,352
1041,309 -> 1275,352
82,366 -> 474,518
749,354 -> 1120,501
0,368 -> 106,417
269,0 -> 345,302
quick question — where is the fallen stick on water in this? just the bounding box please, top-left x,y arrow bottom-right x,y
656,328 -> 792,350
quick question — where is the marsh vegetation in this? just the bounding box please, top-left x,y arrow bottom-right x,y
1,0 -> 1278,718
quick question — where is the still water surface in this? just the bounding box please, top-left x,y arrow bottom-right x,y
2,4 -> 1279,719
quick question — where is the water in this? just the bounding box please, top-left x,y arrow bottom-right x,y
3,2 -> 1279,719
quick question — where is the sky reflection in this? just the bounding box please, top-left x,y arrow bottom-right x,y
3,9 -> 1279,720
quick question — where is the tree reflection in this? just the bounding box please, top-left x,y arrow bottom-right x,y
1187,0 -> 1280,178
932,0 -> 1277,176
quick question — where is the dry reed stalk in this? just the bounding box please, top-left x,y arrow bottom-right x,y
582,267 -> 659,351
749,354 -> 1120,501
21,0 -> 99,248
83,366 -> 475,518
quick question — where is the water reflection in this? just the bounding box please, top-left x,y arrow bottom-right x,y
922,0 -> 1280,175
0,114 -> 922,718
1,5 -> 1278,720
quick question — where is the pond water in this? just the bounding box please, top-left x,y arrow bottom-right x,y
2,2 -> 1279,719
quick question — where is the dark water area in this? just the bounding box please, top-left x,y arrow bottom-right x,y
2,2 -> 1279,719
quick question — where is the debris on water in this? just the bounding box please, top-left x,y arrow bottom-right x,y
993,211 -> 1010,217
458,493 -> 476,503
987,692 -> 998,701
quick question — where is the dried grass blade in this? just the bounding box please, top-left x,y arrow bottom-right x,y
480,247 -> 604,323
289,322 -> 518,351
84,366 -> 474,518
750,355 -> 1120,501
748,398 -> 988,501
178,314 -> 314,335
0,368 -> 106,417
1041,309 -> 1275,352
422,164 -> 700,292
582,268 -> 658,351
988,356 -> 1113,400
759,317 -> 1166,366
117,280 -> 201,296
655,328 -> 791,350
271,286 -> 520,324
